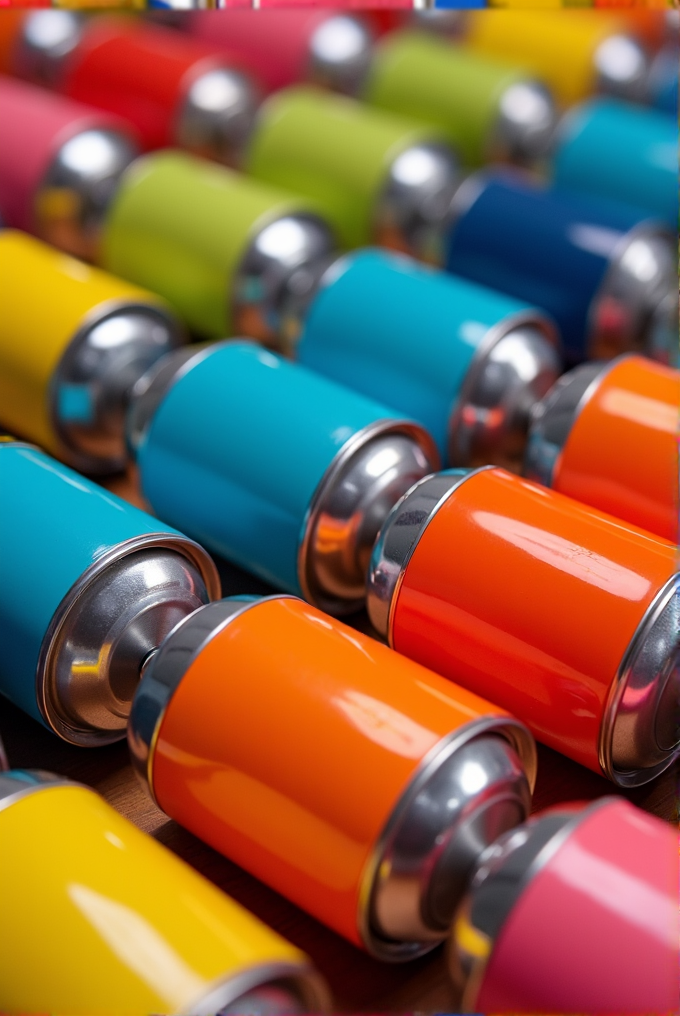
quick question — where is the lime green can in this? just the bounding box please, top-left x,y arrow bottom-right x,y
364,32 -> 557,168
102,151 -> 336,342
246,86 -> 460,263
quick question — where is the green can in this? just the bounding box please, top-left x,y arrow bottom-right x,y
246,86 -> 459,261
364,33 -> 557,168
102,151 -> 335,342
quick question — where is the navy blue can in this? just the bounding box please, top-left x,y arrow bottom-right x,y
445,169 -> 676,364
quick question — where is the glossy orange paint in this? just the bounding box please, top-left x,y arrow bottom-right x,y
553,356 -> 679,543
391,468 -> 676,773
0,11 -> 25,74
150,596 -> 508,948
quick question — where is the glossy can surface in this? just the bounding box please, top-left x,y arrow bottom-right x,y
445,170 -> 662,362
465,10 -> 632,105
0,230 -> 177,466
0,441 -> 211,727
456,799 -> 678,1014
365,32 -> 539,166
102,151 -> 320,337
247,86 -> 447,250
384,467 -> 677,773
554,98 -> 679,230
552,356 -> 680,542
135,341 -> 431,601
298,248 -> 553,461
189,9 -> 361,92
0,75 -> 133,240
0,776 -> 321,1016
140,595 -> 527,952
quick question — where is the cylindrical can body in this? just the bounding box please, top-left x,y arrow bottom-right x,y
132,595 -> 534,955
0,75 -> 136,256
102,151 -> 325,338
527,355 -> 680,542
445,170 -> 670,362
0,230 -> 182,472
0,440 -> 217,733
553,98 -> 679,229
247,86 -> 451,251
0,774 -> 323,1016
189,9 -> 361,92
369,467 -> 677,776
364,32 -> 547,166
465,10 -> 635,105
59,18 -> 256,159
134,341 -> 436,605
452,799 -> 678,1014
298,248 -> 558,463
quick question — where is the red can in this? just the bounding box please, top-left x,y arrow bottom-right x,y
368,467 -> 678,785
526,354 -> 680,543
7,15 -> 260,164
450,797 -> 678,1014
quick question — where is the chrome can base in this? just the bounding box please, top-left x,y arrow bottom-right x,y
360,716 -> 536,961
299,419 -> 440,616
175,65 -> 260,166
36,535 -> 219,746
307,15 -> 374,96
601,573 -> 680,788
13,11 -> 84,85
489,81 -> 557,166
185,962 -> 329,1016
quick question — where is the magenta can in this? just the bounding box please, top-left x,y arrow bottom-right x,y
0,76 -> 137,261
450,797 -> 678,1014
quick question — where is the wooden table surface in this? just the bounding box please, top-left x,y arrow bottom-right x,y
1,469 -> 676,1014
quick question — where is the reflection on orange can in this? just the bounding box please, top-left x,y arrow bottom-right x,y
526,354 -> 680,542
129,594 -> 536,960
368,467 -> 679,786
0,770 -> 327,1016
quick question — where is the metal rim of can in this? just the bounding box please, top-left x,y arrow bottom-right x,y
298,417 -> 441,616
129,594 -> 294,802
181,960 -> 331,1016
366,465 -> 493,644
449,795 -> 616,1012
356,713 -> 537,962
585,220 -> 676,360
35,532 -> 221,747
447,307 -> 560,468
0,771 -> 79,817
599,572 -> 680,788
49,296 -> 185,475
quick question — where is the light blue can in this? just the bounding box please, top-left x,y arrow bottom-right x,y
553,98 -> 679,229
297,249 -> 559,467
0,440 -> 218,745
129,340 -> 439,615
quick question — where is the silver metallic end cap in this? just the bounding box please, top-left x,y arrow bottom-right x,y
409,10 -> 469,37
449,318 -> 561,471
37,128 -> 138,262
15,11 -> 84,85
126,344 -> 213,458
232,215 -> 338,353
307,15 -> 375,96
491,81 -> 557,165
188,962 -> 329,1016
375,142 -> 461,265
175,65 -> 261,166
449,803 -> 587,1008
300,421 -> 441,616
0,770 -> 75,812
365,717 -> 536,959
367,468 -> 483,640
52,304 -> 186,475
523,360 -> 608,488
603,574 -> 680,787
590,225 -> 677,362
37,537 -> 220,747
594,33 -> 650,102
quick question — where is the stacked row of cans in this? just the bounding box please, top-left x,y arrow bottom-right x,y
0,7 -> 677,1015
